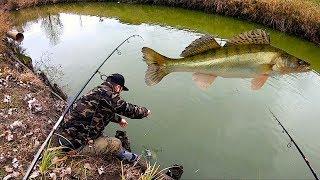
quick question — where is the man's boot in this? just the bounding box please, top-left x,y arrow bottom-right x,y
166,164 -> 184,180
117,149 -> 138,162
115,130 -> 131,152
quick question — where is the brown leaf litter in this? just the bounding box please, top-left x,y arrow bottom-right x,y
0,56 -> 144,179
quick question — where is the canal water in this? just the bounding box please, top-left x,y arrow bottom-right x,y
12,3 -> 320,179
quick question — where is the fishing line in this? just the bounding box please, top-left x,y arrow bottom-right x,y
268,76 -> 307,100
23,34 -> 144,180
269,109 -> 319,180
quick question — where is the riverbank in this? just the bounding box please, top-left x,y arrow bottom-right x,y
0,20 -> 181,180
0,0 -> 320,47
0,40 -> 183,179
0,41 -> 65,178
0,41 -> 183,179
0,12 -> 176,180
0,40 -> 132,179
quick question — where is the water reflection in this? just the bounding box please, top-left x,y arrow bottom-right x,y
142,29 -> 311,90
40,14 -> 63,45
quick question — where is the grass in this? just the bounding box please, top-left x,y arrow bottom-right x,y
0,169 -> 5,179
39,144 -> 63,176
313,0 -> 320,4
121,161 -> 165,180
139,162 -> 161,180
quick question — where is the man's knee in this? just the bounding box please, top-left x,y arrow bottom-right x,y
80,137 -> 123,155
95,137 -> 122,154
108,137 -> 122,154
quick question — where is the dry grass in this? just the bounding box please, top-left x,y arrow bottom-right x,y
0,0 -> 319,49
121,161 -> 162,180
0,13 -> 11,53
132,0 -> 320,44
211,0 -> 320,44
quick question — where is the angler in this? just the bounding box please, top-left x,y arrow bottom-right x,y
56,73 -> 151,166
23,35 -> 144,179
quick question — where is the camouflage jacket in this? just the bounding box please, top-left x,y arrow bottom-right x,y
60,81 -> 148,148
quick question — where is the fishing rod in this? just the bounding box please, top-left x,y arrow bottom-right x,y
269,109 -> 319,180
23,34 -> 143,180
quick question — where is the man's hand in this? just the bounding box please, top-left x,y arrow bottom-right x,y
119,118 -> 128,128
146,109 -> 151,117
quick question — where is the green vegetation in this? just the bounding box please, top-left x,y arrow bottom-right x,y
0,169 -> 5,179
1,0 -> 320,48
39,146 -> 63,176
312,0 -> 320,4
139,162 -> 161,180
17,54 -> 32,67
121,161 -> 165,180
9,2 -> 320,71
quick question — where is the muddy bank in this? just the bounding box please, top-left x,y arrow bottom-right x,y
0,40 -> 67,178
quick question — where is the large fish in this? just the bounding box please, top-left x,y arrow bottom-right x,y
141,29 -> 311,90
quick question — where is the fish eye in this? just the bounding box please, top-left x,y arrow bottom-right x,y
298,60 -> 307,65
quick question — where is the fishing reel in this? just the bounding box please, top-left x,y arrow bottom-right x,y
98,71 -> 108,81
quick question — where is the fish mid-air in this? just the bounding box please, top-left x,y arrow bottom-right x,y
141,29 -> 311,90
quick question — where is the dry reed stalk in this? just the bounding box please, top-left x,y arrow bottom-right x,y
0,13 -> 11,53
1,0 -> 320,44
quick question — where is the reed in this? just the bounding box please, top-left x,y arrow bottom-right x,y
121,161 -> 165,180
0,13 -> 11,53
127,0 -> 320,45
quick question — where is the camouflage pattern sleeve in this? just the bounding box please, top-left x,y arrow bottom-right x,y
111,114 -> 122,123
112,94 -> 148,119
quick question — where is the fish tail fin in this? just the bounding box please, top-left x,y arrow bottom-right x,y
142,47 -> 171,86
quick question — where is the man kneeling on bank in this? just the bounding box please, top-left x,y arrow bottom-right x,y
59,73 -> 151,163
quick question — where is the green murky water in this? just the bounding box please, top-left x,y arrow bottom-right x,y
12,2 -> 320,179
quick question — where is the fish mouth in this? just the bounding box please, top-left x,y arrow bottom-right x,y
298,60 -> 311,72
298,59 -> 310,66
300,66 -> 311,72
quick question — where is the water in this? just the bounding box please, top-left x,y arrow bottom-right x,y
12,3 -> 320,179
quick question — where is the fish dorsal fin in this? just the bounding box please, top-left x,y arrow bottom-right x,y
226,29 -> 270,46
180,35 -> 221,57
192,73 -> 217,90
